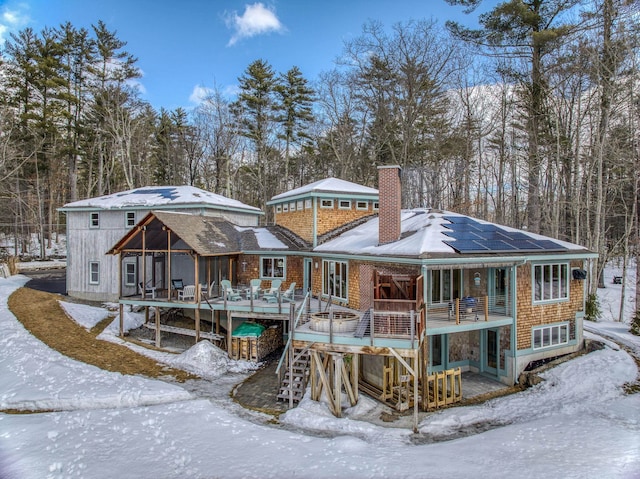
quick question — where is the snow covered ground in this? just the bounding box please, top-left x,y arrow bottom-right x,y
1,268 -> 639,478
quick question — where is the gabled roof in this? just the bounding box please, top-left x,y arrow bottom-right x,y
268,178 -> 378,204
108,211 -> 290,256
59,185 -> 262,215
314,209 -> 593,260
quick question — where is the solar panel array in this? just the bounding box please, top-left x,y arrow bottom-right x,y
442,216 -> 566,254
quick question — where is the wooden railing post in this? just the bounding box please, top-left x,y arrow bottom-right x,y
484,295 -> 489,321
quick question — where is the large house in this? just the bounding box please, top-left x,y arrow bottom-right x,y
72,167 -> 595,423
59,186 -> 262,301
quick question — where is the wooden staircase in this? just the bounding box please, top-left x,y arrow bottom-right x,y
277,348 -> 310,404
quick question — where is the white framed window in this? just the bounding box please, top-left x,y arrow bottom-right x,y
430,268 -> 461,304
90,212 -> 100,228
320,199 -> 333,209
125,262 -> 136,286
533,263 -> 569,302
532,323 -> 569,350
305,199 -> 312,209
290,202 -> 296,212
338,200 -> 351,209
126,211 -> 136,227
373,202 -> 379,210
297,200 -> 303,210
261,257 -> 285,279
89,261 -> 100,285
322,260 -> 348,301
275,205 -> 282,213
356,201 -> 368,210
283,204 -> 289,212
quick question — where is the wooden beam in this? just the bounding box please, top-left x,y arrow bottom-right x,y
388,348 -> 416,377
119,303 -> 124,339
413,354 -> 419,433
333,354 -> 343,417
155,306 -> 161,348
340,358 -> 357,406
195,307 -> 200,343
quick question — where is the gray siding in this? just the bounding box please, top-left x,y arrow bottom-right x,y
64,206 -> 260,301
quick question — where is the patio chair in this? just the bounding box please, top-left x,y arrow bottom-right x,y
221,279 -> 242,301
247,279 -> 262,299
201,281 -> 216,299
262,279 -> 282,301
178,284 -> 196,301
138,281 -> 156,299
281,282 -> 296,302
171,278 -> 184,298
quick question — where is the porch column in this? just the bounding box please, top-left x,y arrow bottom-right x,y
167,229 -> 172,299
118,253 -> 123,300
141,226 -> 147,298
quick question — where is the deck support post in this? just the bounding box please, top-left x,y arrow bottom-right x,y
332,353 -> 343,417
413,352 -> 419,433
155,306 -> 161,348
226,312 -> 232,356
119,303 -> 124,339
195,307 -> 200,343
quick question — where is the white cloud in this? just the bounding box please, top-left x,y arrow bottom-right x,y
0,6 -> 30,45
189,85 -> 214,104
225,2 -> 285,47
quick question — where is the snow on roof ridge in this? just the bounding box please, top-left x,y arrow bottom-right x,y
61,185 -> 260,212
270,177 -> 378,201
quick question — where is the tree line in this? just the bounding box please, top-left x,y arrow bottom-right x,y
0,0 -> 638,306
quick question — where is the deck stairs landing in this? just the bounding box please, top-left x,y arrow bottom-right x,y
277,348 -> 310,403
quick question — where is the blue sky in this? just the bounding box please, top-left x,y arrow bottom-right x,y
0,0 -> 489,111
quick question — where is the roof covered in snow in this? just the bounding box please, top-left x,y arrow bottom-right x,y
60,186 -> 262,215
268,178 -> 378,203
108,211 -> 291,256
315,209 -> 592,260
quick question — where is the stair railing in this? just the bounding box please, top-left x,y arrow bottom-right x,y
276,289 -> 311,383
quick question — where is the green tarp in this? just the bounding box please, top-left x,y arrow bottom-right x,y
232,322 -> 265,337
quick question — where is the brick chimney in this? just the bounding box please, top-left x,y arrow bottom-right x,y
378,165 -> 402,245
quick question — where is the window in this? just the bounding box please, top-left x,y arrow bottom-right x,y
276,205 -> 282,213
290,202 -> 296,212
430,269 -> 460,304
356,201 -> 368,210
283,204 -> 289,212
125,262 -> 136,286
338,200 -> 351,209
297,200 -> 303,211
534,263 -> 568,302
126,211 -> 136,227
323,260 -> 348,300
89,261 -> 100,285
320,199 -> 334,209
373,202 -> 379,210
261,257 -> 285,278
90,212 -> 99,228
305,199 -> 312,209
533,323 -> 569,350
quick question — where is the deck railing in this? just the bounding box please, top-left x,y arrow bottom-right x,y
427,294 -> 511,323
